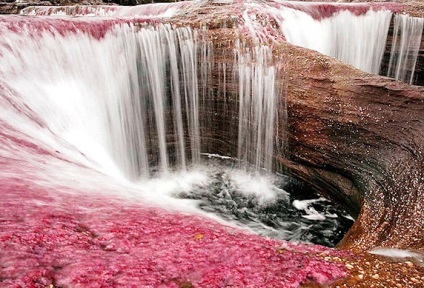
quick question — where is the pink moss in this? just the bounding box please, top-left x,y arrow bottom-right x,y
273,1 -> 404,21
0,180 -> 348,288
0,16 -> 161,40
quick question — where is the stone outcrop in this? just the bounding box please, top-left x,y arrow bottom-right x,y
281,46 -> 424,252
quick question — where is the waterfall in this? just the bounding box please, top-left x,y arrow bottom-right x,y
252,1 -> 423,84
4,1 -> 421,182
387,14 -> 424,84
0,15 -> 280,180
19,2 -> 424,85
235,43 -> 279,172
277,8 -> 393,74
0,21 -> 204,180
0,3 -> 422,285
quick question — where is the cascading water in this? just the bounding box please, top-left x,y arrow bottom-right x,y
240,1 -> 423,84
236,43 -> 278,172
387,14 -> 424,84
277,8 -> 392,74
18,1 -> 424,84
0,21 -> 205,179
2,1 -> 424,286
0,13 -> 280,180
2,0 -> 422,253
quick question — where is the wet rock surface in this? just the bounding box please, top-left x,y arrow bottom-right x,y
329,253 -> 424,288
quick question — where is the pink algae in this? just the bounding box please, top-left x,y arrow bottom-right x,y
0,180 -> 348,288
0,16 -> 161,40
270,1 -> 404,21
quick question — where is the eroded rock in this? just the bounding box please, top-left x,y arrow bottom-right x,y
172,1 -> 424,252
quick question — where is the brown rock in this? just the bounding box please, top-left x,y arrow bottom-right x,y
170,1 -> 424,252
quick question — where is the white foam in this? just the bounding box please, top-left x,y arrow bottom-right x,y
229,169 -> 287,206
201,153 -> 234,160
293,198 -> 325,210
293,198 -> 328,221
369,248 -> 424,262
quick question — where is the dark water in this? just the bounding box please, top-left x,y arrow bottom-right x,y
175,157 -> 354,247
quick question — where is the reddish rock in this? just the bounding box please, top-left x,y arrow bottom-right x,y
173,1 -> 424,252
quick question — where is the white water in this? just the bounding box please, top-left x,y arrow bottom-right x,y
241,1 -> 423,83
293,198 -> 330,221
277,8 -> 392,74
0,23 -> 205,180
387,14 -> 424,84
0,15 -> 281,181
0,12 -> 286,240
20,2 -> 424,84
236,43 -> 279,171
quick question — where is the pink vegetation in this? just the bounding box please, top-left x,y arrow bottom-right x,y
0,181 -> 348,288
0,16 -> 160,40
20,2 -> 190,18
271,1 -> 404,20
